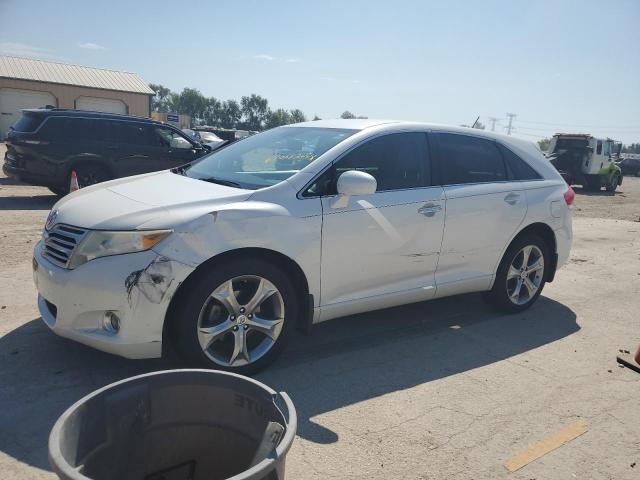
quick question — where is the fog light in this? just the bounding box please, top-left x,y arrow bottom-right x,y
103,311 -> 120,333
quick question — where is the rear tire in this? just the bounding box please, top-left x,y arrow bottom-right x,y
73,164 -> 111,189
485,234 -> 549,313
171,257 -> 298,375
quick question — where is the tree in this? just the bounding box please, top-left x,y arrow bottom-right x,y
312,115 -> 322,121
220,100 -> 241,129
340,111 -> 356,119
538,138 -> 551,152
203,97 -> 222,126
169,88 -> 207,123
622,143 -> 640,154
265,108 -> 292,129
240,94 -> 269,130
289,109 -> 307,124
149,83 -> 171,113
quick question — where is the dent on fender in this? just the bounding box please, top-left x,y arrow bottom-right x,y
125,255 -> 191,305
156,204 -> 298,267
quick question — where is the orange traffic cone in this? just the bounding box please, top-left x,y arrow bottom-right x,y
69,170 -> 80,193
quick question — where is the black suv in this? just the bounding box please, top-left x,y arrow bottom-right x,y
3,109 -> 210,194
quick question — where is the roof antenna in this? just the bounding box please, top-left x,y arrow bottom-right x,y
471,116 -> 480,128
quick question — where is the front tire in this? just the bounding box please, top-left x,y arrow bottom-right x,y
172,257 -> 298,374
485,234 -> 549,313
605,174 -> 619,192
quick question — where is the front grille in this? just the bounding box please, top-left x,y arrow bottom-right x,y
42,224 -> 87,268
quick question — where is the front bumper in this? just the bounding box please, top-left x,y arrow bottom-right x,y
33,242 -> 194,359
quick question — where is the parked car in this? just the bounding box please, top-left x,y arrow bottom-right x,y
182,128 -> 200,141
3,109 -> 210,195
32,119 -> 573,373
197,130 -> 226,149
616,157 -> 640,176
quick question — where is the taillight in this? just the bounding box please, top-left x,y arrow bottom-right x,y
564,186 -> 575,207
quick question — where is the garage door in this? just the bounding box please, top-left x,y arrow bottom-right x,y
0,88 -> 57,139
75,96 -> 127,114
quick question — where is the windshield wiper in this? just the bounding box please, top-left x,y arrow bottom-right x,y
172,165 -> 190,175
199,176 -> 242,188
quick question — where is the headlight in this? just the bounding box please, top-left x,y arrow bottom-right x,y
68,230 -> 172,269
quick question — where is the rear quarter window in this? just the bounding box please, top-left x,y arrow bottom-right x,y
12,114 -> 43,132
497,143 -> 543,180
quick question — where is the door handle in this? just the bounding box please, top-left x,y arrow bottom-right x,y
418,202 -> 442,217
504,192 -> 521,205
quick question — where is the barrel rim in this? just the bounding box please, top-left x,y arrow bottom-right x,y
48,368 -> 297,480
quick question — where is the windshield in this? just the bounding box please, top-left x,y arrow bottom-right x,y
184,127 -> 356,189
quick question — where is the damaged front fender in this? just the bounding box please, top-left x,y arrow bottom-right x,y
125,256 -> 176,305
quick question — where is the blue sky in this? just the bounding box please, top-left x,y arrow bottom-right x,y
1,0 -> 639,143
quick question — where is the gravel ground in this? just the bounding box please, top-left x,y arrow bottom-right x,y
1,143 -> 639,479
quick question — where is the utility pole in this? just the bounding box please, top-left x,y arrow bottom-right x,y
506,113 -> 517,135
488,117 -> 498,132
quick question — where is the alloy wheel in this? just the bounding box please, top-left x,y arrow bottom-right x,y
506,245 -> 544,305
197,275 -> 285,367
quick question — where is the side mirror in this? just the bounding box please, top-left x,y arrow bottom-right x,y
336,170 -> 377,196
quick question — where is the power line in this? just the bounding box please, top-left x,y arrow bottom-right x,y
517,125 -> 640,133
517,119 -> 640,129
515,132 -> 549,138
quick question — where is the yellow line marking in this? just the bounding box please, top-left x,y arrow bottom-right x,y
504,419 -> 589,472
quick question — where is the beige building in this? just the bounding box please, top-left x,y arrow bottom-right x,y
0,55 -> 154,138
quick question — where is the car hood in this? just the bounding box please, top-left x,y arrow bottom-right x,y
53,171 -> 254,230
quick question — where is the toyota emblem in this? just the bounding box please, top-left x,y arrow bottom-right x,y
45,209 -> 59,231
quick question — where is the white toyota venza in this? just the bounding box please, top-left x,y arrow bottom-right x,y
33,120 -> 573,373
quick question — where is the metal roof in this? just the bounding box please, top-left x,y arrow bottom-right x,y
0,56 -> 154,95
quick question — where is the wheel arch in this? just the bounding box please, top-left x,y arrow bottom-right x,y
162,247 -> 311,352
507,222 -> 558,283
65,155 -> 115,181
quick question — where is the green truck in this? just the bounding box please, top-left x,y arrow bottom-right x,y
546,133 -> 622,192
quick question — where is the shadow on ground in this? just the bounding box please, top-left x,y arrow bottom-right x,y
0,194 -> 58,211
0,177 -> 26,187
0,293 -> 577,472
573,186 -> 622,197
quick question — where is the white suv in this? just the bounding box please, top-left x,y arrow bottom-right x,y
33,120 -> 573,373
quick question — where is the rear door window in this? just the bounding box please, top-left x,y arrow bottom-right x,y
114,122 -> 149,145
438,133 -> 507,185
596,140 -> 603,154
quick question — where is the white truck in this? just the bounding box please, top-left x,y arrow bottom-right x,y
547,133 -> 623,192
